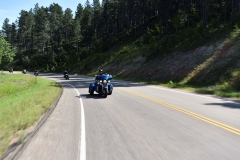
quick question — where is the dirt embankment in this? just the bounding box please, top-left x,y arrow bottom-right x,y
101,38 -> 240,88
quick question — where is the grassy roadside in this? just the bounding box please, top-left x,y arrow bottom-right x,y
0,73 -> 62,157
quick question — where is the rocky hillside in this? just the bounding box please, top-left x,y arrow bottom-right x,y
93,35 -> 240,92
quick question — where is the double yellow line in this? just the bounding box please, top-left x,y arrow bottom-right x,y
118,88 -> 240,136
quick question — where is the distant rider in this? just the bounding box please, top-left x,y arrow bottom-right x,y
63,70 -> 68,78
22,69 -> 26,74
34,70 -> 38,76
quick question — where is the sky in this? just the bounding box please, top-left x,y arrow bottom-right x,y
0,0 -> 93,27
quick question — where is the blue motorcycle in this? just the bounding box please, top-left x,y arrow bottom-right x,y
89,74 -> 113,98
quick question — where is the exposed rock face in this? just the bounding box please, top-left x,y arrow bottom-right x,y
100,39 -> 240,87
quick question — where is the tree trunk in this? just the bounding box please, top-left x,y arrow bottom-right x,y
42,41 -> 45,54
238,0 -> 240,16
231,0 -> 235,25
225,0 -> 227,22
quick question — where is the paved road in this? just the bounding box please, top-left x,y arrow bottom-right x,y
11,73 -> 240,160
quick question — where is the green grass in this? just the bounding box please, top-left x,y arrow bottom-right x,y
0,73 -> 62,157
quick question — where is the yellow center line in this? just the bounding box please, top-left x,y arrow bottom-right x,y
117,88 -> 240,136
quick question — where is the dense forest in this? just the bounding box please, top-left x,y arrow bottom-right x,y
1,0 -> 240,72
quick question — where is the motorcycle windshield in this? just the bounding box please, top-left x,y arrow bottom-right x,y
96,74 -> 113,80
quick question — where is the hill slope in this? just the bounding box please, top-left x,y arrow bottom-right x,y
84,29 -> 240,99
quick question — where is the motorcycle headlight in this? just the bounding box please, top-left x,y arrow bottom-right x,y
103,80 -> 107,84
108,80 -> 110,83
99,80 -> 102,83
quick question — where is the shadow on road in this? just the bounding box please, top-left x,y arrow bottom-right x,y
76,94 -> 107,99
204,101 -> 240,109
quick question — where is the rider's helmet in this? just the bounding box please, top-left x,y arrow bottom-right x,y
99,69 -> 103,75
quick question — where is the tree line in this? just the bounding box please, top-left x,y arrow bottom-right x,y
1,0 -> 240,71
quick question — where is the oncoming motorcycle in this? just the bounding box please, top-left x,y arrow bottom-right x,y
64,74 -> 69,80
89,74 -> 113,98
34,70 -> 39,76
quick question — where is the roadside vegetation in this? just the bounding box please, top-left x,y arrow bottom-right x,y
84,24 -> 240,100
0,73 -> 62,157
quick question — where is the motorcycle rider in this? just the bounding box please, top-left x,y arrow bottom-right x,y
22,69 -> 26,74
96,69 -> 103,79
63,70 -> 68,78
95,69 -> 103,80
34,70 -> 38,76
95,69 -> 104,92
99,69 -> 103,75
9,68 -> 13,73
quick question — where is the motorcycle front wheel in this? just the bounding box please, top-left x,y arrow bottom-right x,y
108,90 -> 112,95
103,88 -> 108,98
89,87 -> 94,95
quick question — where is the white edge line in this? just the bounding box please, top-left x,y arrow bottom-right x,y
67,83 -> 86,160
148,85 -> 234,102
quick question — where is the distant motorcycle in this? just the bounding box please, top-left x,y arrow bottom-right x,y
34,71 -> 39,76
9,69 -> 13,73
22,69 -> 26,74
64,74 -> 69,80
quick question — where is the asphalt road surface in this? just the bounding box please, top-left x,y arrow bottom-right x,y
10,73 -> 240,160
